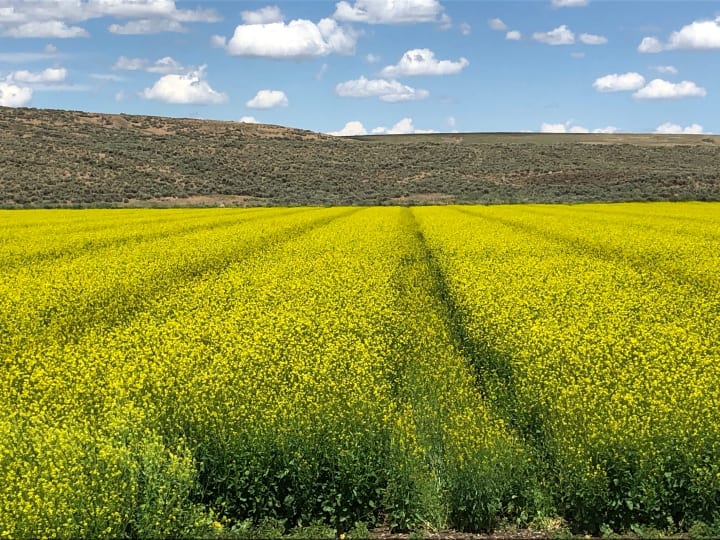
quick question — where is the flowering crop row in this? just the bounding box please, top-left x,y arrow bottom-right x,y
413,202 -> 720,532
2,203 -> 718,537
1,207 -> 524,538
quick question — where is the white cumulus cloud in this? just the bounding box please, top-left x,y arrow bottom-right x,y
222,18 -> 357,59
329,120 -> 368,136
1,21 -> 89,38
0,0 -> 219,38
239,116 -> 259,124
0,81 -> 33,106
246,89 -> 288,109
533,25 -> 574,45
551,0 -> 588,6
633,79 -> 706,100
210,34 -> 226,48
380,48 -> 468,77
580,32 -> 607,45
638,36 -> 663,53
655,122 -> 706,134
146,56 -> 183,73
540,120 -> 616,133
142,67 -> 227,104
488,18 -> 507,31
592,126 -> 620,134
506,30 -> 522,41
637,19 -> 720,54
540,122 -> 567,133
10,67 -> 67,83
372,117 -> 435,134
335,76 -> 429,102
666,18 -> 720,50
85,0 -> 219,22
438,12 -> 452,31
329,118 -> 435,136
241,6 -> 283,24
653,65 -> 678,75
113,56 -> 147,70
541,122 -> 589,133
113,56 -> 185,74
108,19 -> 185,34
332,0 -> 445,24
593,72 -> 645,92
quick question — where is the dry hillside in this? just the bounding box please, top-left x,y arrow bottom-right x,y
2,106 -> 720,207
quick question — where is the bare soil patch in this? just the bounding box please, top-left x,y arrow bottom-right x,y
123,195 -> 267,207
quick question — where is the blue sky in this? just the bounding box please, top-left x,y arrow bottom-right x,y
1,0 -> 719,135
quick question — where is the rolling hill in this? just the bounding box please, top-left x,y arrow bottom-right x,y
2,106 -> 719,207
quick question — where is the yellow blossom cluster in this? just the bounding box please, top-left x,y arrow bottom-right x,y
2,203 -> 717,537
413,202 -> 720,531
1,207 -> 522,537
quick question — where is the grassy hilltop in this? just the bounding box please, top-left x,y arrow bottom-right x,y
2,106 -> 720,207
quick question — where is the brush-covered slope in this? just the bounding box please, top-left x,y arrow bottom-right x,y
2,106 -> 720,207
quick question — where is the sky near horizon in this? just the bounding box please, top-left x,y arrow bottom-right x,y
1,1 -> 719,135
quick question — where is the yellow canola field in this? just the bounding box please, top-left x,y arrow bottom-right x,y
1,203 -> 719,537
0,207 -> 522,538
413,202 -> 720,532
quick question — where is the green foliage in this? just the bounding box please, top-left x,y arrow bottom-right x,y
253,517 -> 286,539
347,521 -> 370,540
688,519 -> 720,540
287,520 -> 336,539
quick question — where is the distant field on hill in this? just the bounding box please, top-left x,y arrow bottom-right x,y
2,106 -> 720,207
